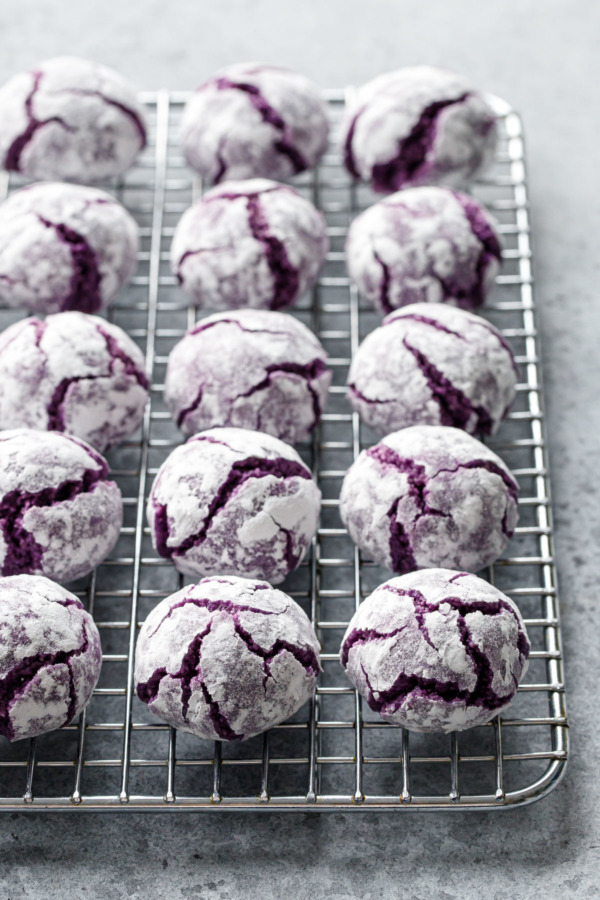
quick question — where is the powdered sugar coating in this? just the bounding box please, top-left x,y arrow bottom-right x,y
340,425 -> 519,575
0,57 -> 147,182
346,186 -> 502,313
0,574 -> 102,741
347,302 -> 517,437
171,179 -> 329,311
181,62 -> 329,185
343,66 -> 497,193
148,427 -> 321,585
135,575 -> 321,741
0,182 -> 139,314
0,312 -> 149,452
340,568 -> 529,733
0,429 -> 122,583
165,309 -> 331,443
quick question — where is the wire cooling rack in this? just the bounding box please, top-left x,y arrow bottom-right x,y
0,90 -> 568,811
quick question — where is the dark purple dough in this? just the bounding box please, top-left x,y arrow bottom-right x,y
180,62 -> 329,184
135,575 -> 321,741
343,66 -> 497,193
340,425 -> 519,574
0,574 -> 102,741
340,568 -> 530,732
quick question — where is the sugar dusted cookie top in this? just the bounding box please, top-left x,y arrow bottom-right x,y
0,56 -> 147,182
341,568 -> 530,733
135,575 -> 321,741
0,573 -> 102,741
181,62 -> 329,184
343,65 -> 497,193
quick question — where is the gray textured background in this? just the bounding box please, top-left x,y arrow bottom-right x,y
1,1 -> 598,897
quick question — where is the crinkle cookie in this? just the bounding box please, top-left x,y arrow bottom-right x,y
340,425 -> 519,575
0,574 -> 102,741
0,429 -> 122,583
0,312 -> 149,452
0,182 -> 139,314
0,56 -> 147,182
343,66 -> 497,193
180,62 -> 329,184
346,186 -> 502,313
148,427 -> 321,585
347,302 -> 517,437
165,309 -> 331,443
340,568 -> 530,733
171,179 -> 328,311
135,575 -> 321,741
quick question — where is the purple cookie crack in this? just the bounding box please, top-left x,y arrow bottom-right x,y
49,87 -> 147,149
153,455 -> 311,560
245,193 -> 300,310
5,70 -> 74,172
374,251 -> 392,314
452,191 -> 502,306
36,215 -> 102,313
237,359 -> 328,428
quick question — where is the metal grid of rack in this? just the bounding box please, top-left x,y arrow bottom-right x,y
0,90 -> 568,811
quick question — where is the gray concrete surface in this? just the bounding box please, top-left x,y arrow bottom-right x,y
0,1 -> 598,897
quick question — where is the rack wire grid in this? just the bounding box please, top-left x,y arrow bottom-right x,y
0,89 -> 568,812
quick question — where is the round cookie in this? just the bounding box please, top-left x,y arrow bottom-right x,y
0,574 -> 102,742
340,568 -> 530,733
135,575 -> 321,741
346,186 -> 502,313
347,302 -> 517,437
171,179 -> 328,311
0,429 -> 122,583
0,312 -> 149,452
180,62 -> 329,184
0,56 -> 147,182
343,66 -> 497,193
165,309 -> 331,443
339,425 -> 519,575
147,427 -> 321,585
0,182 -> 139,314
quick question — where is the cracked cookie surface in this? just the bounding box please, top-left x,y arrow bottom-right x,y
0,573 -> 102,741
166,308 -> 331,443
135,575 -> 320,741
340,425 -> 519,575
341,568 -> 529,732
0,311 -> 149,451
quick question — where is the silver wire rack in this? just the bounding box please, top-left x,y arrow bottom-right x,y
0,89 -> 568,812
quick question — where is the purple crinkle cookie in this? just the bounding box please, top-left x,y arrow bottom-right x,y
342,66 -> 497,194
340,568 -> 530,733
147,427 -> 321,585
0,182 -> 139,314
0,312 -> 149,452
165,309 -> 331,443
0,429 -> 122,583
0,574 -> 102,741
340,425 -> 519,575
180,62 -> 329,185
171,178 -> 329,311
347,302 -> 517,437
346,186 -> 502,313
0,56 -> 147,182
135,575 -> 321,741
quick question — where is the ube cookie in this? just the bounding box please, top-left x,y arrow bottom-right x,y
135,575 -> 321,741
0,429 -> 122,583
0,182 -> 139,314
340,425 -> 519,575
171,179 -> 328,311
0,56 -> 147,182
340,568 -> 530,733
0,312 -> 149,452
165,309 -> 331,443
0,574 -> 102,742
346,186 -> 502,313
180,62 -> 329,184
147,427 -> 321,585
343,66 -> 497,193
347,302 -> 517,437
